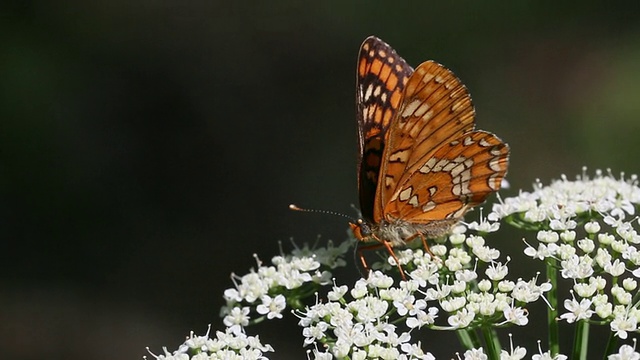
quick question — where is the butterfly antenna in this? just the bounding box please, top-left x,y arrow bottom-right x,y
289,204 -> 357,222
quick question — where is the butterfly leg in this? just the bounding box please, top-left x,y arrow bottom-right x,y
357,237 -> 407,280
404,233 -> 435,258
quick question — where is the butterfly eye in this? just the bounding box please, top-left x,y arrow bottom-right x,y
349,219 -> 372,241
357,219 -> 372,237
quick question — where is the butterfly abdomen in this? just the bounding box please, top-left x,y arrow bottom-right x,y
369,219 -> 458,247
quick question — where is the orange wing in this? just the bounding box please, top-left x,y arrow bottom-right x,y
375,60 -> 509,223
356,37 -> 413,221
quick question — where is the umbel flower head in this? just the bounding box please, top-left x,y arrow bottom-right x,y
146,169 -> 640,359
490,168 -> 640,339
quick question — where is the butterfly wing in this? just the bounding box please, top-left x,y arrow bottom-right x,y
375,60 -> 509,223
356,36 -> 413,221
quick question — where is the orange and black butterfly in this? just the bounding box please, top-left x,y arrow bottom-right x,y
350,36 -> 509,278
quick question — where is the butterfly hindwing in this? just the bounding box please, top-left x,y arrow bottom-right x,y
356,36 -> 413,221
384,130 -> 509,222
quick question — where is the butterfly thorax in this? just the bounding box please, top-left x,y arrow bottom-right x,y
350,217 -> 458,247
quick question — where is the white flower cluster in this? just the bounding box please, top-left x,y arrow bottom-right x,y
298,271 -> 436,360
144,326 -> 274,360
221,240 -> 351,329
298,227 -> 549,359
490,169 -> 640,339
457,338 -> 640,360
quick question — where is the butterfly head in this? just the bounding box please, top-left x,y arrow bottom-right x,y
349,218 -> 373,242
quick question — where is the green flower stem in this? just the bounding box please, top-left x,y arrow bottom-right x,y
546,258 -> 559,355
603,329 -> 618,359
480,325 -> 501,360
456,328 -> 481,350
572,320 -> 590,360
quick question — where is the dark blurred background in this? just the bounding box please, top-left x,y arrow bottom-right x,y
2,1 -> 640,359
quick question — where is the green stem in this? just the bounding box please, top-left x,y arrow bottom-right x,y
456,328 -> 481,350
481,325 -> 501,360
546,258 -> 559,355
602,329 -> 618,359
572,320 -> 590,360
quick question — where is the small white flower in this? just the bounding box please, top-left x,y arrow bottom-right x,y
610,314 -> 638,339
406,304 -> 438,329
537,230 -> 559,243
366,270 -> 395,288
223,306 -> 251,328
511,278 -> 551,303
560,297 -> 594,323
448,308 -> 475,328
598,233 -> 615,245
449,233 -> 467,245
608,344 -> 640,360
502,304 -> 529,326
349,296 -> 389,323
393,294 -> 417,316
590,276 -> 607,290
612,239 -> 631,254
430,244 -> 448,256
485,261 -> 509,281
476,296 -> 498,316
560,230 -> 576,242
463,348 -> 488,360
256,294 -> 286,319
573,282 -> 597,298
595,302 -> 613,319
409,263 -> 440,287
556,244 -> 576,260
328,284 -> 348,301
466,235 -> 486,248
595,248 -> 613,268
623,278 -> 638,291
478,279 -> 492,292
560,255 -> 594,279
456,269 -> 478,283
380,286 -> 410,302
532,351 -> 568,360
576,239 -> 595,253
351,279 -> 369,299
499,341 -> 527,359
524,243 -> 558,260
614,289 -> 632,305
585,221 -> 601,234
473,245 -> 501,262
302,321 -> 328,345
290,256 -> 321,272
498,280 -> 515,292
400,342 -> 435,360
441,296 -> 467,312
452,280 -> 468,294
605,259 -> 627,277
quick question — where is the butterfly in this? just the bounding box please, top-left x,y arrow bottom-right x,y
350,36 -> 510,278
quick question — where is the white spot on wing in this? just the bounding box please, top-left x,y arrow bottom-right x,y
408,195 -> 419,207
401,99 -> 422,118
463,136 -> 474,146
489,156 -> 503,171
422,201 -> 436,212
399,187 -> 413,201
365,84 -> 373,101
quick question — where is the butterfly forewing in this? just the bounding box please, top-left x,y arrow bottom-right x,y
356,36 -> 413,221
374,60 -> 478,222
